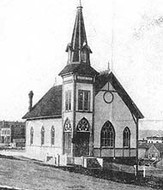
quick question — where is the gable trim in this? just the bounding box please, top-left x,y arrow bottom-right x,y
95,71 -> 144,119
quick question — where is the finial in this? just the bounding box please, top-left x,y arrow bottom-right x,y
79,0 -> 82,6
53,77 -> 57,86
108,61 -> 110,72
78,0 -> 82,8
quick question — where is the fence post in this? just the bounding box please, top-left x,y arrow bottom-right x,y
143,165 -> 146,178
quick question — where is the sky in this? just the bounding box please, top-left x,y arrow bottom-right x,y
0,0 -> 163,130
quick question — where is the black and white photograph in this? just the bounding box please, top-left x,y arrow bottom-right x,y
0,0 -> 163,189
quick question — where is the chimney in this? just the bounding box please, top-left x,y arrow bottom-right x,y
28,91 -> 34,112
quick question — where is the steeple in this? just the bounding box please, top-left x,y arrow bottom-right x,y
66,3 -> 92,64
59,2 -> 98,77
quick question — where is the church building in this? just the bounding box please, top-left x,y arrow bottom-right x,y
23,3 -> 144,167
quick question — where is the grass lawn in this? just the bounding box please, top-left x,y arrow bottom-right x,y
0,156 -> 156,190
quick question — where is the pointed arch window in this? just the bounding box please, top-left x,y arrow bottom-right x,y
123,127 -> 130,148
41,126 -> 45,145
30,127 -> 34,145
64,118 -> 72,132
101,121 -> 115,147
77,117 -> 90,132
51,126 -> 55,145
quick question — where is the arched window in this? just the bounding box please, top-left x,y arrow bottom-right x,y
101,121 -> 115,147
51,126 -> 55,145
64,118 -> 72,132
41,126 -> 45,145
30,127 -> 34,145
77,117 -> 90,132
123,127 -> 130,148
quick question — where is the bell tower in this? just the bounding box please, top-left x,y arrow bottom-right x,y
59,2 -> 98,157
66,4 -> 92,65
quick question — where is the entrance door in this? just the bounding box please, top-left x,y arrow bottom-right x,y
63,132 -> 71,155
75,132 -> 90,157
63,118 -> 72,155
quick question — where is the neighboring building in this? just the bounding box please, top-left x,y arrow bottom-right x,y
138,143 -> 163,161
0,121 -> 25,147
145,143 -> 163,160
138,143 -> 149,159
138,139 -> 147,145
23,4 -> 144,166
147,136 -> 163,144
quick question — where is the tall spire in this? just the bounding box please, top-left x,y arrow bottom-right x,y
66,3 -> 92,64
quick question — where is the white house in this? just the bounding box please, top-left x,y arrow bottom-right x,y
23,4 -> 144,166
147,136 -> 163,144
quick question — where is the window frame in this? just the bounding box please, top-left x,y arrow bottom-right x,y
65,90 -> 72,111
77,117 -> 90,132
51,126 -> 55,146
78,90 -> 90,111
30,127 -> 34,145
101,121 -> 115,148
123,127 -> 130,148
41,126 -> 45,146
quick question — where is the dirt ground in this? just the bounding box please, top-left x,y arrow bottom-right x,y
0,157 -> 156,190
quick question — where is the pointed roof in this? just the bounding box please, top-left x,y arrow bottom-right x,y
60,5 -> 97,77
66,4 -> 92,63
95,71 -> 144,119
59,63 -> 98,77
151,143 -> 163,153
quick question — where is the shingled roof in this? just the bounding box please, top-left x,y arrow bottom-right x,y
151,143 -> 163,153
22,85 -> 62,120
23,71 -> 143,120
138,143 -> 151,149
59,63 -> 99,77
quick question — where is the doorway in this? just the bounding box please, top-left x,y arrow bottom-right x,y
75,132 -> 90,157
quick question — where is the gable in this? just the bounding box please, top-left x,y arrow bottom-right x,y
148,145 -> 158,152
95,71 -> 144,119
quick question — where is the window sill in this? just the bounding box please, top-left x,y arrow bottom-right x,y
101,146 -> 114,149
123,147 -> 130,149
65,110 -> 72,113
